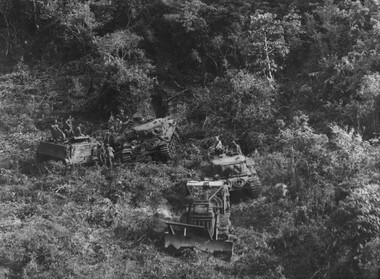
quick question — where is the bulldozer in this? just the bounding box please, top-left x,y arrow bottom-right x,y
200,154 -> 262,199
119,117 -> 178,162
165,180 -> 233,260
36,136 -> 99,165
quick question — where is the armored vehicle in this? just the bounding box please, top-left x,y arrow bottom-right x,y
120,117 -> 178,162
200,154 -> 262,199
36,136 -> 98,165
165,180 -> 233,260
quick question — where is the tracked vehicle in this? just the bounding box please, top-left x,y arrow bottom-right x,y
36,136 -> 98,165
200,154 -> 262,199
120,117 -> 178,162
165,180 -> 233,260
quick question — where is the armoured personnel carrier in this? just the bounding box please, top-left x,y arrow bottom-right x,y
36,136 -> 98,165
200,154 -> 262,199
120,117 -> 178,162
165,180 -> 233,260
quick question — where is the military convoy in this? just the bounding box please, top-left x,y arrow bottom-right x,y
36,136 -> 98,165
36,114 -> 263,260
165,180 -> 233,259
119,117 -> 178,162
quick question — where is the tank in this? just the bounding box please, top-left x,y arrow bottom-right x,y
119,117 -> 178,162
200,154 -> 262,199
165,180 -> 233,260
36,136 -> 98,165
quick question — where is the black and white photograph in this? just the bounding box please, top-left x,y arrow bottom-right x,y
0,1 -> 380,278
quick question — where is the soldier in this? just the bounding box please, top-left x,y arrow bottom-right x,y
57,124 -> 66,141
104,131 -> 115,147
120,115 -> 131,132
221,182 -> 231,213
50,120 -> 59,141
145,115 -> 154,122
109,124 -> 115,134
207,136 -> 222,157
50,119 -> 66,142
105,143 -> 115,168
131,139 -> 138,147
190,143 -> 200,155
231,140 -> 242,155
132,112 -> 144,125
75,123 -> 84,137
108,113 -> 115,129
118,109 -> 127,125
214,136 -> 224,155
92,142 -> 101,166
65,116 -> 74,138
99,142 -> 106,165
114,116 -> 123,132
119,109 -> 126,120
273,183 -> 288,201
104,131 -> 110,145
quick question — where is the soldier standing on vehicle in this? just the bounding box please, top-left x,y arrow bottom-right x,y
121,116 -> 131,132
214,136 -> 224,155
145,115 -> 154,123
57,124 -> 66,141
50,120 -> 59,141
51,119 -> 66,142
65,116 -> 74,138
131,139 -> 138,147
231,140 -> 242,155
105,143 -> 115,168
75,123 -> 84,137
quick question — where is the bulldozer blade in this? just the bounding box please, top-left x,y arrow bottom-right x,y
165,234 -> 233,260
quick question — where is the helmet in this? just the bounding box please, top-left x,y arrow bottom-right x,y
132,112 -> 143,120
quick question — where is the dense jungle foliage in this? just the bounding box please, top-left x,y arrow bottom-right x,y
1,0 -> 380,278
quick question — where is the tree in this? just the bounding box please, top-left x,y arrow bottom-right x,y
186,70 -> 277,150
87,29 -> 154,115
283,0 -> 380,135
240,12 -> 301,84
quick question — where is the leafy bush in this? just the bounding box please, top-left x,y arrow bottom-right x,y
326,184 -> 380,278
86,29 -> 154,116
358,237 -> 380,279
231,226 -> 284,279
185,70 -> 277,152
